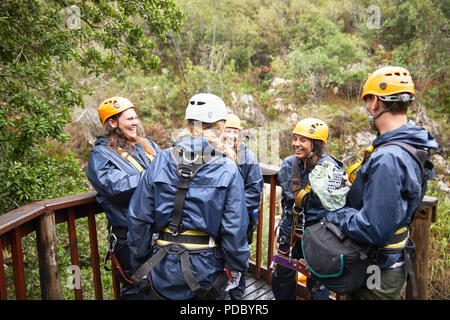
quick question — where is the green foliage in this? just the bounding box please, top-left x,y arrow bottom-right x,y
0,0 -> 183,214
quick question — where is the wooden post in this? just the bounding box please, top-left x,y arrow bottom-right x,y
11,228 -> 27,300
266,175 -> 276,284
36,211 -> 63,300
406,196 -> 438,300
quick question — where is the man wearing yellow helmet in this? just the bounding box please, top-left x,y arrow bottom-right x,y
221,114 -> 264,300
325,66 -> 438,299
86,96 -> 160,299
271,118 -> 344,300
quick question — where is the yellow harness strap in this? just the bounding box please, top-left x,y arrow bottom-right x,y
120,151 -> 144,172
118,147 -> 154,173
157,228 -> 216,250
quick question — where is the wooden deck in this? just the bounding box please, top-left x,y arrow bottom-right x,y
241,274 -> 275,300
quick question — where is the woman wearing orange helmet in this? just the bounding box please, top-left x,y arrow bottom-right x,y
271,118 -> 344,300
86,97 -> 160,299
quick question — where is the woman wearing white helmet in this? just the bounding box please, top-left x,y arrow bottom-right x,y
128,93 -> 249,300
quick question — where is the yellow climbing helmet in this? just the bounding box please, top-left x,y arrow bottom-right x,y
361,66 -> 415,101
225,114 -> 242,130
98,96 -> 135,125
292,118 -> 328,144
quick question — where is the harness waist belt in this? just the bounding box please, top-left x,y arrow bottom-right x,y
157,228 -> 216,249
111,226 -> 128,240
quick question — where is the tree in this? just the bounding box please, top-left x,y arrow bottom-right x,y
0,0 -> 183,213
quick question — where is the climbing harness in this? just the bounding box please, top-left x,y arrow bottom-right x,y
271,157 -> 312,278
130,146 -> 230,300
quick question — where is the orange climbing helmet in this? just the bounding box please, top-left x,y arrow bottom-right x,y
361,66 -> 415,101
292,118 -> 328,144
98,97 -> 135,125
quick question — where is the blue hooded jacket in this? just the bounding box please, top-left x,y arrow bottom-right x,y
325,121 -> 438,268
85,137 -> 160,228
237,142 -> 264,228
127,136 -> 250,300
278,153 -> 344,239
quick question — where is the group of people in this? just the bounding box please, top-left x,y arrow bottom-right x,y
85,66 -> 438,300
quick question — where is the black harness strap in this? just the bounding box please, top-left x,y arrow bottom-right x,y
167,147 -> 223,235
130,246 -> 168,284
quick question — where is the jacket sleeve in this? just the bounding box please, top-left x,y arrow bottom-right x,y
86,147 -> 143,203
325,151 -> 419,247
220,170 -> 250,272
127,162 -> 156,269
277,156 -> 294,213
241,149 -> 264,215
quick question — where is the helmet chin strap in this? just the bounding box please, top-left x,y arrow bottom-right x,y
368,103 -> 393,132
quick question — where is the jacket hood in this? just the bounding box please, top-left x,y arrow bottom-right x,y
373,120 -> 438,150
94,136 -> 109,146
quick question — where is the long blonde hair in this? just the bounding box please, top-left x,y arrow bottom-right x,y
178,120 -> 237,162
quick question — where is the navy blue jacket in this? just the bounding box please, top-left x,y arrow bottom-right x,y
127,136 -> 250,299
278,153 -> 343,239
85,137 -> 160,228
237,142 -> 264,228
325,121 -> 438,268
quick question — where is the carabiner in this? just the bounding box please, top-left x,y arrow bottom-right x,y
108,232 -> 118,252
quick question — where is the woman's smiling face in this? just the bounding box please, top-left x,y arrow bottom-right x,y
292,133 -> 313,159
116,108 -> 138,139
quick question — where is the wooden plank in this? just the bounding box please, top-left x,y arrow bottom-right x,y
243,283 -> 272,300
0,203 -> 46,236
266,175 -> 276,284
36,211 -> 63,299
10,229 -> 26,300
38,191 -> 98,212
244,276 -> 259,288
258,290 -> 275,300
88,205 -> 103,300
260,163 -> 279,176
243,274 -> 274,300
0,237 -> 7,300
67,208 -> 83,300
243,279 -> 266,295
255,194 -> 263,280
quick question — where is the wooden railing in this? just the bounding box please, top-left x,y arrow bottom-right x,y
0,164 -> 438,300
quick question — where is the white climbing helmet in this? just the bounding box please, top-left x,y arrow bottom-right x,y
185,93 -> 228,123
